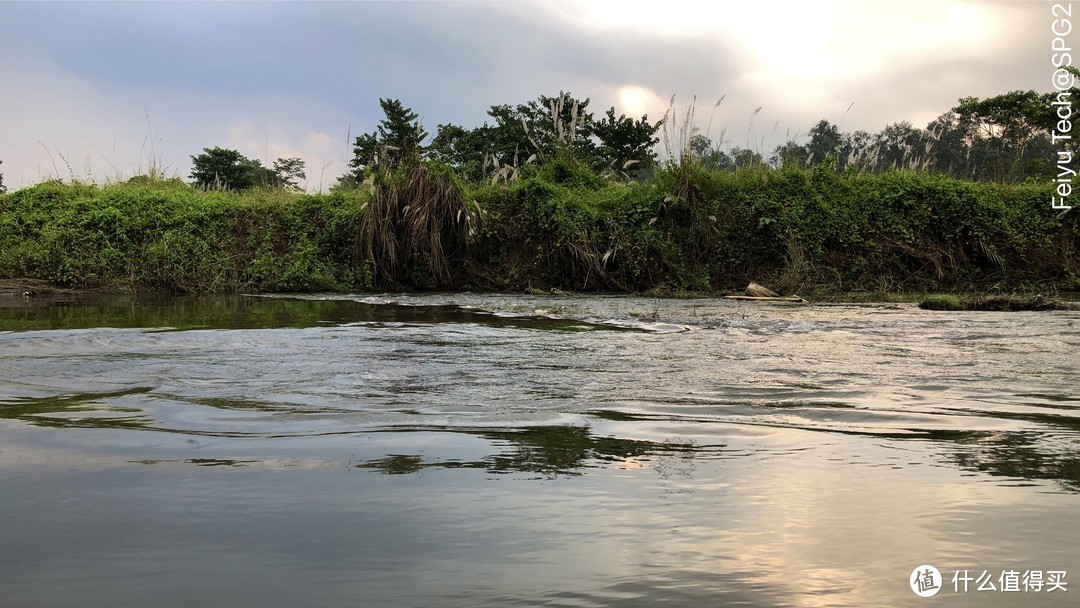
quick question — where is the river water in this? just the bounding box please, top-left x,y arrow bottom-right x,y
1,293 -> 1077,607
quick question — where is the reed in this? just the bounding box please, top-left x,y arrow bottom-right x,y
660,94 -> 698,165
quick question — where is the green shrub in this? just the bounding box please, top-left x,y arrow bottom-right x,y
919,294 -> 964,310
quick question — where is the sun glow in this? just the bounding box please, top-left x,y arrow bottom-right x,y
548,0 -> 1001,81
618,85 -> 653,117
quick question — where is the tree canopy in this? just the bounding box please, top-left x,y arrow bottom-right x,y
758,82 -> 1079,182
192,78 -> 1080,196
336,86 -> 1074,186
421,92 -> 663,183
190,147 -> 305,191
345,98 -> 428,184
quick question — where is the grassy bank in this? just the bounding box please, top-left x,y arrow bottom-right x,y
1,164 -> 1077,295
0,180 -> 368,292
918,293 -> 1079,311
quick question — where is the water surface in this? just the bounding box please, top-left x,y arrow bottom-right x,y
1,293 -> 1077,606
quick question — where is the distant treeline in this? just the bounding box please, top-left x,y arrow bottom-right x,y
335,87 -> 1080,187
104,84 -> 1079,194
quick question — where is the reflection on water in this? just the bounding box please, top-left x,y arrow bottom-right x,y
1,293 -> 1079,607
0,293 -> 630,332
356,425 -> 696,477
0,387 -> 155,431
951,431 -> 1080,492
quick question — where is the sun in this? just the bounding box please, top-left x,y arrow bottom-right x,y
618,85 -> 651,117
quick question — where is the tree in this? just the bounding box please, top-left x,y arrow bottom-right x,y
730,147 -> 764,170
345,97 -> 429,185
345,132 -> 380,184
953,86 -> 1079,181
429,95 -> 659,183
427,92 -> 606,182
592,107 -> 661,176
838,130 -> 873,171
190,147 -> 278,191
486,92 -> 597,165
375,98 -> 427,165
191,147 -> 250,190
923,112 -> 970,177
873,122 -> 926,171
805,120 -> 841,167
770,124 -> 872,172
688,134 -> 733,170
771,141 -> 808,169
272,157 -> 306,190
0,160 -> 5,194
346,98 -> 428,183
427,123 -> 498,182
956,91 -> 1043,181
688,134 -> 712,160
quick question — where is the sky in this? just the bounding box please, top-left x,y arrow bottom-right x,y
0,0 -> 1062,192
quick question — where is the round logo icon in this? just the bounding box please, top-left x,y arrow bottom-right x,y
910,565 -> 943,597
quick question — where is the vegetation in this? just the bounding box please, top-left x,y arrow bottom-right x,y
422,91 -> 661,184
190,147 -> 305,191
0,181 -> 366,292
0,165 -> 1075,295
918,294 -> 964,310
1,86 -> 1078,297
343,98 -> 429,185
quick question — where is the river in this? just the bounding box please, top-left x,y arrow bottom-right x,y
1,293 -> 1077,606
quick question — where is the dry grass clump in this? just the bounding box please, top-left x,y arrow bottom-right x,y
357,164 -> 482,286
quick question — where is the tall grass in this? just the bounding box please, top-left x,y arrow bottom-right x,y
35,110 -> 179,187
357,163 -> 482,287
660,94 -> 699,165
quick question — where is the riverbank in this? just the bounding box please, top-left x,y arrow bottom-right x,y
6,279 -> 1078,316
2,165 -> 1077,296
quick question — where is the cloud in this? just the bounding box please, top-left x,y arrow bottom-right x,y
0,1 -> 1059,191
0,45 -> 357,190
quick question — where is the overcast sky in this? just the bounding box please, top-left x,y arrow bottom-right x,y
0,0 -> 1059,191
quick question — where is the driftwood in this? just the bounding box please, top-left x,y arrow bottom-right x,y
724,295 -> 807,303
723,282 -> 807,303
744,282 -> 781,298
